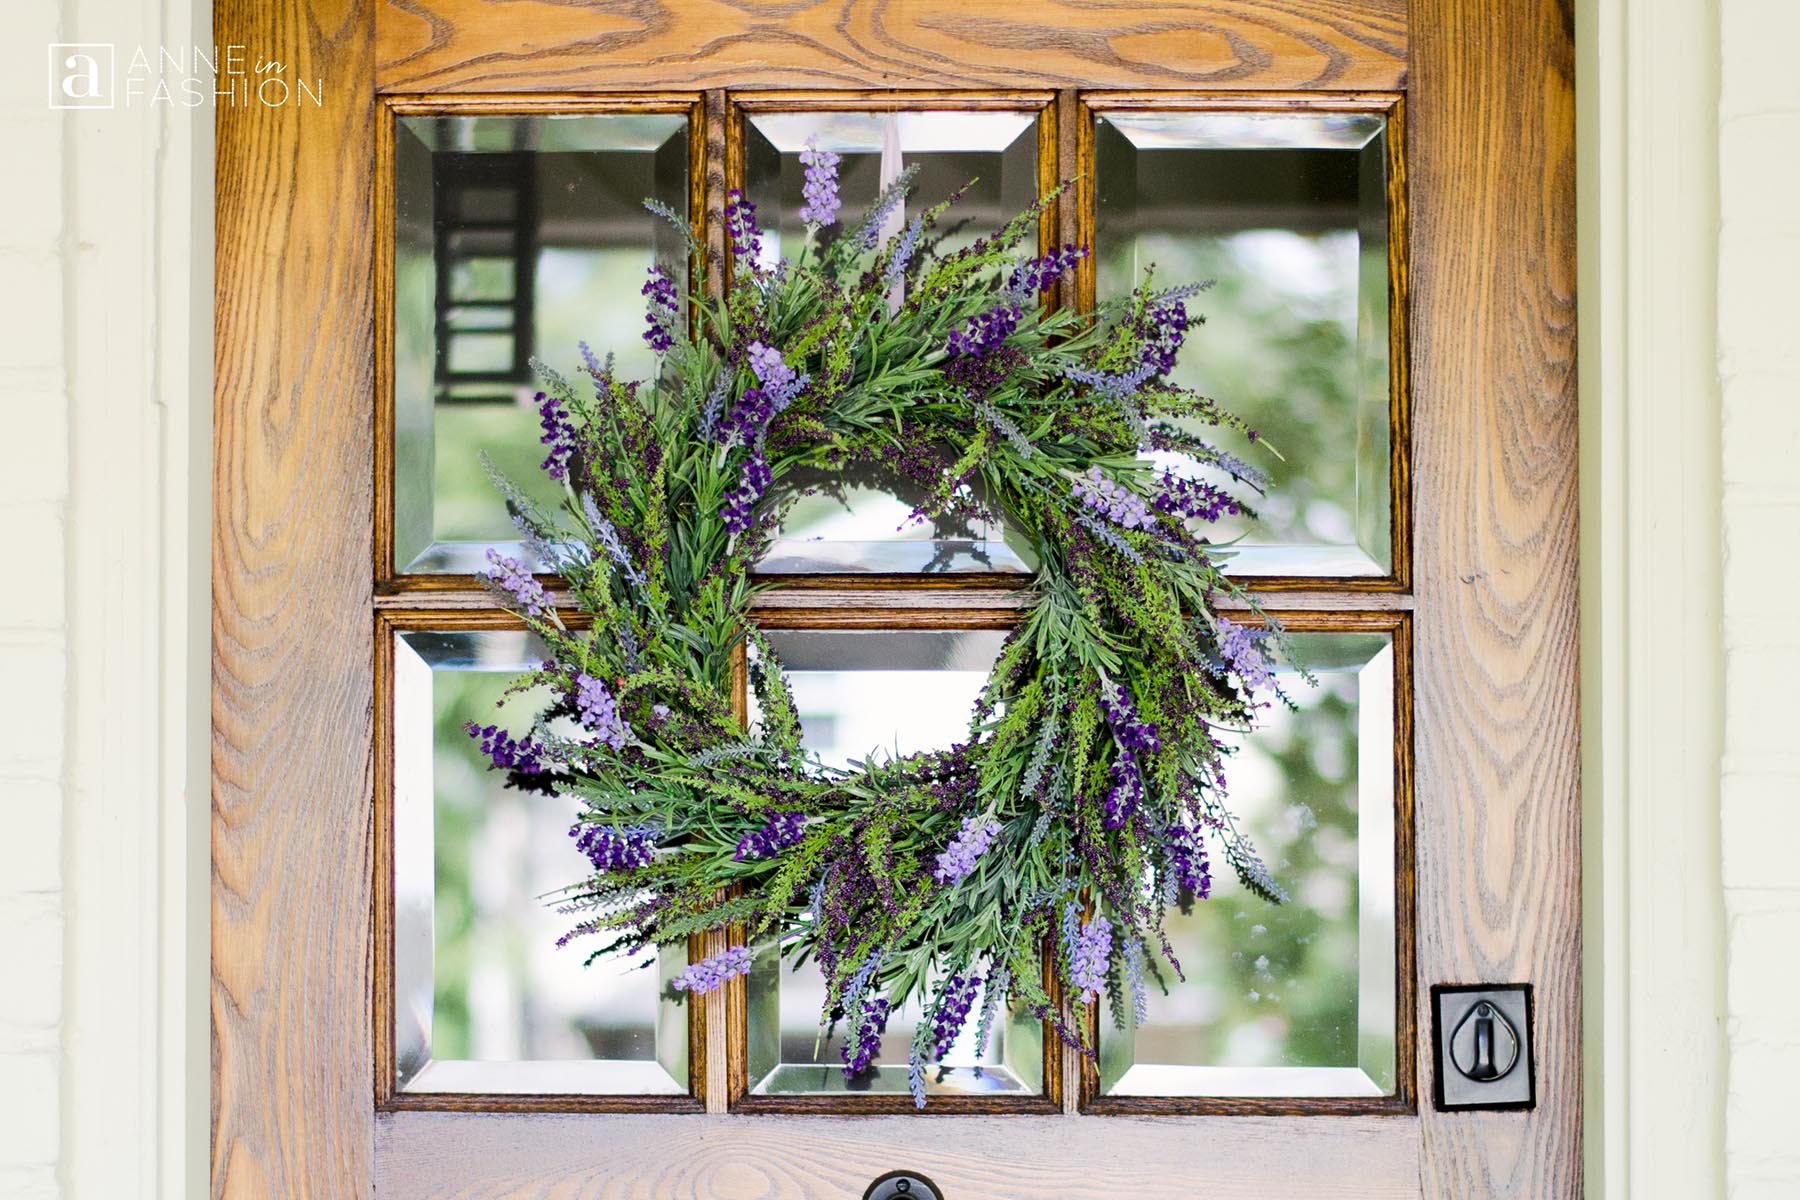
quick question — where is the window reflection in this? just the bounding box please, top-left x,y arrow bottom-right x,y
1094,110 -> 1393,578
393,113 -> 690,574
392,629 -> 687,1095
743,109 -> 1041,574
1096,630 -> 1397,1097
742,628 -> 1044,1097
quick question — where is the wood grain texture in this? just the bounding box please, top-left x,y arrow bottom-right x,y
375,1111 -> 1419,1199
1407,0 -> 1580,1195
212,0 -> 379,1196
376,0 -> 1407,95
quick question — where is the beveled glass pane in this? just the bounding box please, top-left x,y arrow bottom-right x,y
392,629 -> 687,1095
743,109 -> 1039,575
1096,631 -> 1397,1097
1095,110 -> 1394,578
393,113 -> 690,575
742,628 -> 1044,1097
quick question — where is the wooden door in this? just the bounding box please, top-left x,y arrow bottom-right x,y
212,2 -> 1578,1197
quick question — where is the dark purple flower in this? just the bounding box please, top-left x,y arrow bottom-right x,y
641,264 -> 680,353
946,303 -> 1021,360
1100,680 -> 1161,755
735,811 -> 807,861
482,548 -> 548,616
725,189 -> 763,263
1164,822 -> 1212,898
569,822 -> 655,871
1006,245 -> 1087,298
797,138 -> 842,227
718,342 -> 808,446
671,945 -> 753,995
1103,756 -> 1145,830
465,721 -> 546,775
928,973 -> 980,1059
537,391 -> 575,481
841,995 -> 891,1077
1153,471 -> 1240,522
721,449 -> 772,534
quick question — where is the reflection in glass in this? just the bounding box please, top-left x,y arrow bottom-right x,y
392,629 -> 687,1095
743,628 -> 1044,1096
1095,110 -> 1393,577
743,109 -> 1041,574
1097,631 -> 1396,1097
394,113 -> 690,574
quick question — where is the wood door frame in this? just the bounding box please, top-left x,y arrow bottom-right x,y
213,1 -> 1577,1195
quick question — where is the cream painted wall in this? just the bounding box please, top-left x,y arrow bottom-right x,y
0,0 -> 1792,1197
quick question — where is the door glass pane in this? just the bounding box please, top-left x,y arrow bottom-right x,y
1095,110 -> 1394,578
742,109 -> 1040,575
742,628 -> 1045,1097
393,113 -> 690,575
1096,630 -> 1397,1097
392,629 -> 687,1095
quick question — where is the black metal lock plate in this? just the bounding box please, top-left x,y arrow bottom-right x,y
1430,983 -> 1535,1111
864,1170 -> 944,1200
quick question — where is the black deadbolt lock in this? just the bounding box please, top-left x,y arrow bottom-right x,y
864,1170 -> 944,1200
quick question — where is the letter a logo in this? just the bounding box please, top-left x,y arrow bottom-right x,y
48,44 -> 115,109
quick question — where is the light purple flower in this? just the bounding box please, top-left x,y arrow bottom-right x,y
1215,617 -> 1274,691
671,945 -> 753,995
927,973 -> 981,1059
1065,906 -> 1113,1002
718,342 -> 809,447
797,138 -> 842,227
1072,467 -> 1156,531
574,672 -> 630,750
483,548 -> 547,616
933,815 -> 1002,883
724,189 -> 763,262
841,995 -> 890,1077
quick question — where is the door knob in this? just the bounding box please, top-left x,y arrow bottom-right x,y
1430,983 -> 1536,1111
865,1170 -> 943,1200
1450,1000 -> 1519,1081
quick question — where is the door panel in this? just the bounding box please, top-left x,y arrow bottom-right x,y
214,1 -> 1578,1197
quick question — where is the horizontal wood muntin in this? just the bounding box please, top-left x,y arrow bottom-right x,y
730,1092 -> 1060,1117
1084,90 -> 1402,113
732,89 -> 1055,111
374,0 -> 1410,96
383,1091 -> 706,1115
1081,1093 -> 1413,1118
382,91 -> 702,115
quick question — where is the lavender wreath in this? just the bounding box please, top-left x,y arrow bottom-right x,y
470,145 -> 1297,1105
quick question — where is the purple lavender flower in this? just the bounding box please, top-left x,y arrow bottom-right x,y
720,449 -> 772,535
465,721 -> 547,775
883,214 -> 925,290
1164,821 -> 1212,898
1061,357 -> 1159,403
1006,245 -> 1087,299
735,811 -> 807,861
724,189 -> 763,262
927,973 -> 981,1059
1100,680 -> 1161,755
482,548 -> 547,616
718,342 -> 809,446
536,391 -> 575,481
841,995 -> 891,1077
1140,295 -> 1192,373
1065,906 -> 1113,1003
1103,756 -> 1145,830
797,138 -> 842,228
1072,466 -> 1156,531
641,264 -> 680,353
574,672 -> 630,750
945,303 -> 1021,360
569,822 -> 655,872
933,815 -> 1002,883
1153,471 -> 1240,523
671,945 -> 754,995
1215,617 -> 1274,690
